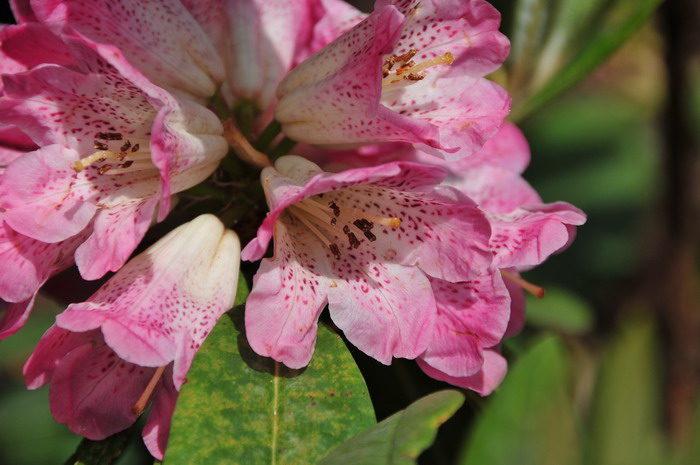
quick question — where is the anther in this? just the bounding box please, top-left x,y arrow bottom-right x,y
93,140 -> 109,151
120,140 -> 132,153
329,244 -> 341,259
97,164 -> 113,175
95,132 -> 123,141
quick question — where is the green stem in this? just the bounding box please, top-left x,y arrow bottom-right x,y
211,94 -> 232,121
253,120 -> 282,152
233,100 -> 259,141
268,137 -> 297,161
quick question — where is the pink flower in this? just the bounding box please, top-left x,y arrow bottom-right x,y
242,155 -> 492,369
26,0 -> 226,100
412,123 -> 586,393
274,0 -> 511,159
23,214 -> 241,459
0,41 -> 227,280
182,0 -> 364,113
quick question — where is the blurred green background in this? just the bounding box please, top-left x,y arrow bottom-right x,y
1,0 -> 699,464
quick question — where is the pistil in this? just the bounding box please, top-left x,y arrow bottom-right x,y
500,270 -> 546,298
131,365 -> 166,415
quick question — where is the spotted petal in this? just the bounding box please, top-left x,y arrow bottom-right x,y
418,273 -> 510,378
54,215 -> 241,388
30,0 -> 225,99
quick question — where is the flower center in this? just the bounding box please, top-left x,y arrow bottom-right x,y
381,49 -> 454,91
287,195 -> 401,259
73,132 -> 153,175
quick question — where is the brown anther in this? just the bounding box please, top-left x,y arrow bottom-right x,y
131,143 -> 140,152
382,69 -> 390,78
329,201 -> 341,217
97,164 -> 113,174
395,48 -> 417,63
405,73 -> 425,81
343,225 -> 361,249
330,217 -> 337,226
120,140 -> 132,152
329,244 -> 341,259
95,132 -> 123,140
121,160 -> 134,168
93,140 -> 108,150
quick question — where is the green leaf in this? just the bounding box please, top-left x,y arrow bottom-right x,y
525,286 -> 593,333
318,390 -> 464,465
63,428 -> 134,465
459,335 -> 580,465
508,0 -> 663,120
164,274 -> 375,465
588,317 -> 663,465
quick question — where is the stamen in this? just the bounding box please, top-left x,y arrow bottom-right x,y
500,270 -> 546,298
131,365 -> 166,415
95,132 -> 123,141
381,51 -> 454,88
73,150 -> 121,172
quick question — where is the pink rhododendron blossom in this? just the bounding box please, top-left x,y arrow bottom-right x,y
242,155 -> 492,369
182,0 -> 363,113
0,44 -> 227,280
24,214 -> 241,459
411,123 -> 585,392
275,0 -> 510,159
27,0 -> 226,100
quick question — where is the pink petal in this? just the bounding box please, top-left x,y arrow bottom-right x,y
0,221 -> 82,303
384,73 -> 510,160
417,348 -> 507,396
31,0 -> 225,98
0,22 -> 75,69
74,196 -> 158,280
245,222 -> 331,369
0,145 -> 99,243
489,202 -> 587,270
503,274 -> 526,337
56,215 -> 240,387
329,262 -> 436,364
381,0 -> 510,77
419,272 -> 510,377
23,325 -> 100,389
142,369 -> 178,461
310,0 -> 367,53
0,296 -> 35,340
48,338 -> 155,439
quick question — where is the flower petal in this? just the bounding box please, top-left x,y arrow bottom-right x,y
419,273 -> 510,377
329,261 -> 436,364
489,202 -> 587,270
417,348 -> 507,396
55,215 -> 240,386
31,0 -> 225,98
245,221 -> 330,369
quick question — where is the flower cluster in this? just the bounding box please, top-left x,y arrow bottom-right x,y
0,0 -> 585,459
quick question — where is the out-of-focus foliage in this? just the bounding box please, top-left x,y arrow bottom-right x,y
499,0 -> 665,120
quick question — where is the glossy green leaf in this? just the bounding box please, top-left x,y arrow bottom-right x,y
588,317 -> 663,465
164,274 -> 375,465
508,0 -> 663,120
459,335 -> 580,465
525,286 -> 593,333
318,390 -> 464,465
